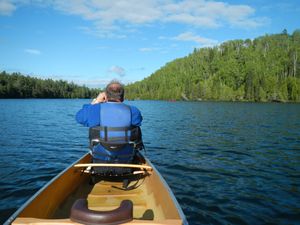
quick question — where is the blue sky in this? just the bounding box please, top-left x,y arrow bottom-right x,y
0,0 -> 299,88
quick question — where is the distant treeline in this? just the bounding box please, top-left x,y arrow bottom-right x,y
0,71 -> 100,98
126,29 -> 300,102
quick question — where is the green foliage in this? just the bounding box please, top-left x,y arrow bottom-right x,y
126,30 -> 300,102
0,72 -> 100,99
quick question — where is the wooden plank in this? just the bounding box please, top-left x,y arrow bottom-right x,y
74,163 -> 153,171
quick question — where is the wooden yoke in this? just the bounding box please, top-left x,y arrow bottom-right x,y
74,163 -> 153,171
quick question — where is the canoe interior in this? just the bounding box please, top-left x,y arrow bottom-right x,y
10,154 -> 185,225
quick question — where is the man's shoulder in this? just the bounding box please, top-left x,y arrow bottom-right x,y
126,104 -> 142,125
127,104 -> 141,113
88,102 -> 102,113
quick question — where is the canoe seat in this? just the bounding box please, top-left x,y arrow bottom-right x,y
70,199 -> 133,225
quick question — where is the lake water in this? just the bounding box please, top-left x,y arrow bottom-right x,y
0,99 -> 299,225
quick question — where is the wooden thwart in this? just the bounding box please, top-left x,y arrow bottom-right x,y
74,163 -> 153,171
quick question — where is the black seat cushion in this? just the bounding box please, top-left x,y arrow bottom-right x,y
70,199 -> 133,225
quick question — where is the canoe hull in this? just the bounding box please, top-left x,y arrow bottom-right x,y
5,153 -> 188,225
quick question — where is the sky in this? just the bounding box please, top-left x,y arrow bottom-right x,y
0,0 -> 299,88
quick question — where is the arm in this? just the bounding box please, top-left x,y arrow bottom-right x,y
130,105 -> 143,126
76,92 -> 107,127
130,106 -> 144,150
91,92 -> 107,105
75,103 -> 101,127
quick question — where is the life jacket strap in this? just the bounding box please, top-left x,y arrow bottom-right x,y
89,126 -> 134,144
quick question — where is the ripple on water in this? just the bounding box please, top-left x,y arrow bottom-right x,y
1,100 -> 300,225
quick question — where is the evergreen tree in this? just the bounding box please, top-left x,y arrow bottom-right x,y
0,71 -> 101,99
126,30 -> 300,102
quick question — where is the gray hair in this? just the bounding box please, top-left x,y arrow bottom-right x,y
105,80 -> 125,101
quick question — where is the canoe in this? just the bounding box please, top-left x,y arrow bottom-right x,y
5,153 -> 188,225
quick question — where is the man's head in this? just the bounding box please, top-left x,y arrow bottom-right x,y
105,80 -> 125,102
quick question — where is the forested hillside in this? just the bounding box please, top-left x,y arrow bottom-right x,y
0,71 -> 100,98
126,30 -> 300,102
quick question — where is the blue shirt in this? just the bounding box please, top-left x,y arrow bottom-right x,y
76,102 -> 142,127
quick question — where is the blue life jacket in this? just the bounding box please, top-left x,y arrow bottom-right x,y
90,102 -> 135,163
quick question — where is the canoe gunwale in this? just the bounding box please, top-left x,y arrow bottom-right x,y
146,159 -> 188,225
3,153 -> 90,225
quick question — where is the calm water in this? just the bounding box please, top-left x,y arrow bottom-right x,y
0,99 -> 299,225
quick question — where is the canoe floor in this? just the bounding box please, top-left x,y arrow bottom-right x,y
53,179 -> 163,220
13,178 -> 182,224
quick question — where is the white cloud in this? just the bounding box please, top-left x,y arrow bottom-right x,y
0,0 -> 16,16
24,48 -> 41,55
53,0 -> 161,36
139,47 -> 160,52
164,13 -> 219,27
2,0 -> 267,36
161,0 -> 266,28
173,32 -> 218,47
56,0 -> 266,30
109,65 -> 126,77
